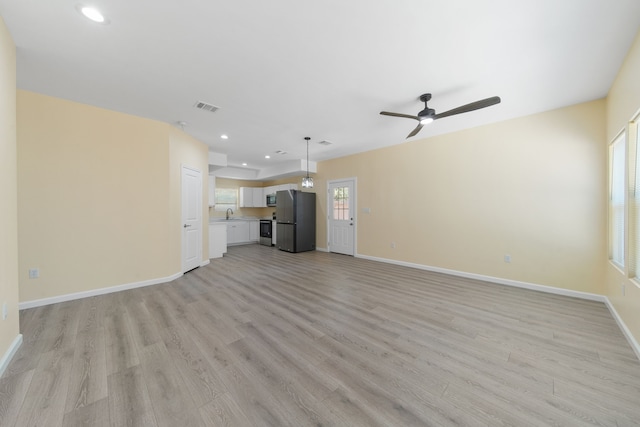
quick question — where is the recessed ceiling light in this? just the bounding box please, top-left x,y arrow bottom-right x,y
220,134 -> 228,140
76,4 -> 109,24
265,155 -> 271,159
242,163 -> 247,166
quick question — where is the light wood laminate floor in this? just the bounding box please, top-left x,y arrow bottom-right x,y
2,244 -> 640,426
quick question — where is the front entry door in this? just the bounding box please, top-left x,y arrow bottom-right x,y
328,179 -> 355,255
182,165 -> 202,273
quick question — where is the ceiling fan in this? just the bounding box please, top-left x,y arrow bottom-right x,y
380,93 -> 501,139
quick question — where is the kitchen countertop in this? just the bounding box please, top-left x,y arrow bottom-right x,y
208,217 -> 263,223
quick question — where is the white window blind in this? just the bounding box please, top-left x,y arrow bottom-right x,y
214,188 -> 238,212
610,134 -> 626,268
632,122 -> 640,278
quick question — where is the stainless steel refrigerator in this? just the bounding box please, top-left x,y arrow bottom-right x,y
276,190 -> 316,253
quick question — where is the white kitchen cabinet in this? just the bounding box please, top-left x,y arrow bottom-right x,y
227,221 -> 251,245
208,223 -> 227,258
239,187 -> 253,207
249,220 -> 259,242
240,184 -> 298,208
252,188 -> 266,207
240,187 -> 267,208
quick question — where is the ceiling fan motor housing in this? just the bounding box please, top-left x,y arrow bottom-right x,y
418,93 -> 434,117
419,107 -> 435,118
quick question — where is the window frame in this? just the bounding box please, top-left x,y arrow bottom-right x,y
609,130 -> 626,270
630,113 -> 640,282
214,187 -> 238,212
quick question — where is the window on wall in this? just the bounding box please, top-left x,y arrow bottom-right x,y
332,186 -> 350,220
214,188 -> 237,212
632,119 -> 640,279
610,133 -> 626,268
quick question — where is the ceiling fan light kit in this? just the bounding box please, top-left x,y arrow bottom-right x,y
380,93 -> 501,139
302,136 -> 314,189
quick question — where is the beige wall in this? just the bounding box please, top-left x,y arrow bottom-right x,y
17,91 -> 208,303
0,17 -> 20,366
606,29 -> 640,342
316,99 -> 607,294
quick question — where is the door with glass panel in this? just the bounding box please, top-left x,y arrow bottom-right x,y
328,179 -> 355,255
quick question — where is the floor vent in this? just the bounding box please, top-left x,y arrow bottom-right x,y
193,101 -> 219,113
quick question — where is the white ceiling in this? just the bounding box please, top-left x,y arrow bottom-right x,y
2,0 -> 640,177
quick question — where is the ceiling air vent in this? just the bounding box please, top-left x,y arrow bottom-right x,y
193,101 -> 219,113
275,150 -> 288,155
318,140 -> 332,146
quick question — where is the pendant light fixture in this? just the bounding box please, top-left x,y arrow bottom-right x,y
302,136 -> 314,188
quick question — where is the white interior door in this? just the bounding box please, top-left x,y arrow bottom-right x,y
182,165 -> 202,272
328,178 -> 355,255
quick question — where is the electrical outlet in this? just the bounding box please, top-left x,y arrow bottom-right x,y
29,268 -> 39,279
391,242 -> 396,249
2,303 -> 7,320
504,255 -> 511,263
622,283 -> 626,296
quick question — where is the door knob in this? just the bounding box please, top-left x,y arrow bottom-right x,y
183,224 -> 191,228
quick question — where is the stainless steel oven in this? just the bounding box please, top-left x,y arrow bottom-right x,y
259,220 -> 272,246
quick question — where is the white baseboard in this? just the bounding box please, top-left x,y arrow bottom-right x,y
0,334 -> 23,378
355,253 -> 640,359
19,271 -> 184,310
356,253 -> 605,301
604,298 -> 640,361
315,246 -> 328,252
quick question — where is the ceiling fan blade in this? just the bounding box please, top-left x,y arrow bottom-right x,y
406,123 -> 424,139
380,111 -> 420,121
433,96 -> 501,120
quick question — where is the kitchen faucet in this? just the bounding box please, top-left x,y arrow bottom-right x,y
226,208 -> 233,220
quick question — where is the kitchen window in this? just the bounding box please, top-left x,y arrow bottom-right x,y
214,188 -> 238,212
610,132 -> 626,269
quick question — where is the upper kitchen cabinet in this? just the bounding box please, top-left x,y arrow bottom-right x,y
239,187 -> 266,208
239,187 -> 253,207
240,184 -> 298,208
264,183 -> 298,195
253,188 -> 266,207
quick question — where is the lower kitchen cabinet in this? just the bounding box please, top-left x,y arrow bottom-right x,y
226,220 -> 260,246
208,223 -> 227,258
249,220 -> 259,242
227,221 -> 249,245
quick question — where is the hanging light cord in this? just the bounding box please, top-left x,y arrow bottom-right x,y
306,137 -> 310,179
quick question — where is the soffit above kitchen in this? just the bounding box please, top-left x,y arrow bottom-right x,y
1,0 -> 639,175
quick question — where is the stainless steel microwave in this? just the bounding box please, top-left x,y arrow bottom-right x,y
266,193 -> 277,207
